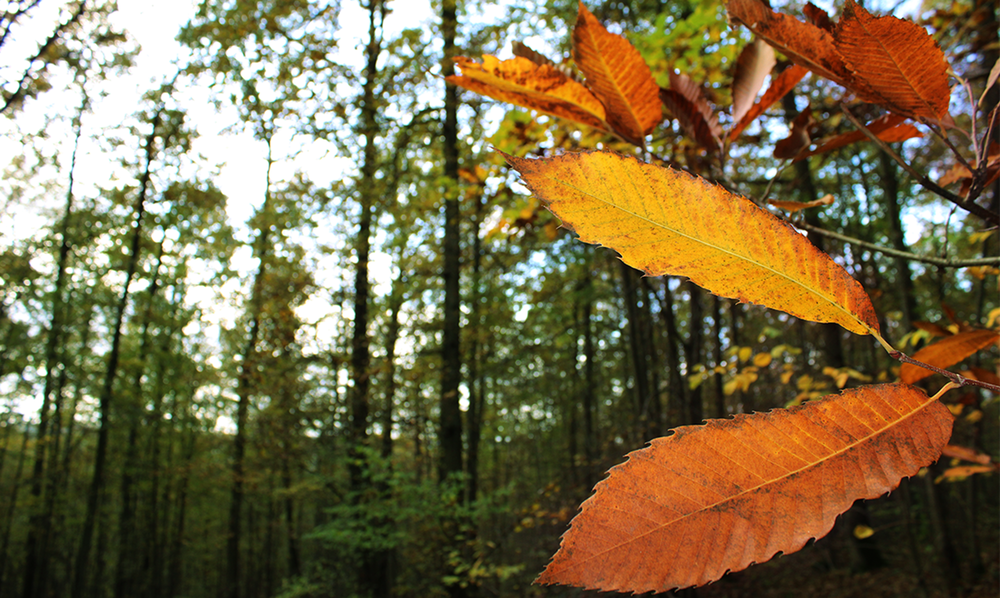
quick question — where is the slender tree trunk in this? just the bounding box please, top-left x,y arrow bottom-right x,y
72,104 -> 169,598
656,278 -> 686,429
685,283 -> 705,425
439,0 -> 464,487
581,279 -> 598,490
22,86 -> 88,598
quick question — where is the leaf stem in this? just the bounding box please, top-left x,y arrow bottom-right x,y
930,382 -> 960,402
840,105 -> 1000,226
888,350 -> 1000,394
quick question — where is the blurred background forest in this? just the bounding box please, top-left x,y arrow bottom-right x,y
0,0 -> 997,597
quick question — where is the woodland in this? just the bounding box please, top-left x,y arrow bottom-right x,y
0,0 -> 998,597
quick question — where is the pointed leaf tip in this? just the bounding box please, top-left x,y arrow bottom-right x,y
506,150 -> 880,336
536,383 -> 953,593
573,2 -> 662,145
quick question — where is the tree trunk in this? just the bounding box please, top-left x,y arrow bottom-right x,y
72,103 -> 169,598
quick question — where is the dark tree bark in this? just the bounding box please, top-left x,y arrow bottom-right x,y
685,283 -> 705,425
72,102 -> 172,598
439,0 -> 464,487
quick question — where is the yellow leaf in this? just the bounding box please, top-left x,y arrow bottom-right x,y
572,2 -> 662,145
946,404 -> 963,416
753,352 -> 772,367
853,525 -> 874,539
780,367 -> 794,385
738,347 -> 753,363
987,307 -> 1000,329
503,151 -> 881,336
448,55 -> 609,133
965,410 -> 983,423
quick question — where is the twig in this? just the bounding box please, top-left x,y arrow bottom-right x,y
796,222 -> 1000,267
841,105 -> 1000,226
890,351 -> 1000,394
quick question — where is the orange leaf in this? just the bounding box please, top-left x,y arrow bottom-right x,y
937,465 -> 997,483
803,2 -> 835,32
729,64 -> 809,141
512,41 -> 583,83
536,383 -> 953,592
503,150 -> 881,336
731,38 -> 777,125
726,0 -> 854,89
834,0 -> 951,122
941,444 -> 993,465
572,1 -> 662,145
796,113 -> 923,161
447,55 -> 609,133
769,193 -> 834,213
900,329 -> 1000,384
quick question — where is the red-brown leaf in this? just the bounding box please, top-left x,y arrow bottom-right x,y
804,2 -> 835,32
834,0 -> 951,122
774,107 -> 814,159
573,1 -> 662,145
796,113 -> 923,161
900,329 -> 1000,384
662,71 -> 722,152
536,383 -> 953,592
729,64 -> 809,141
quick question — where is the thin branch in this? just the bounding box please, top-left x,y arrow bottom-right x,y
889,351 -> 1000,394
796,222 -> 1000,267
841,105 -> 1000,225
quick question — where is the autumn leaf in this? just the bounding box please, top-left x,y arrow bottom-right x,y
729,64 -> 809,141
447,55 -> 609,133
803,2 -> 835,32
661,71 -> 722,153
731,38 -> 777,125
796,113 -> 923,161
774,106 -> 815,159
941,444 -> 993,465
503,150 -> 881,337
512,40 -> 583,83
900,329 -> 999,384
769,193 -> 834,213
835,0 -> 951,122
727,0 -> 952,123
572,1 -> 662,145
536,383 -> 953,593
726,0 -> 853,89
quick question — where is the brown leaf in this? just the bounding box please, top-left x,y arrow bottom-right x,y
727,0 -> 854,89
804,2 -> 835,32
536,383 -> 953,592
661,71 -> 722,152
732,38 -> 777,125
900,329 -> 1000,384
572,1 -> 662,145
941,444 -> 993,465
834,0 -> 951,121
512,41 -> 583,83
774,106 -> 814,159
769,193 -> 834,213
447,55 -> 609,132
729,64 -> 809,141
796,113 -> 923,161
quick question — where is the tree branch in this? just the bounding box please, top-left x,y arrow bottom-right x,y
889,351 -> 1000,394
841,105 -> 1000,226
796,222 -> 1000,267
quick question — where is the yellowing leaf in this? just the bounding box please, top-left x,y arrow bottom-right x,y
535,383 -> 953,593
503,150 -> 881,336
853,524 -> 875,539
899,329 -> 999,384
572,2 -> 662,145
738,346 -> 753,363
753,352 -> 773,367
448,55 -> 609,133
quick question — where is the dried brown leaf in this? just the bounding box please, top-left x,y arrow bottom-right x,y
732,38 -> 777,125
